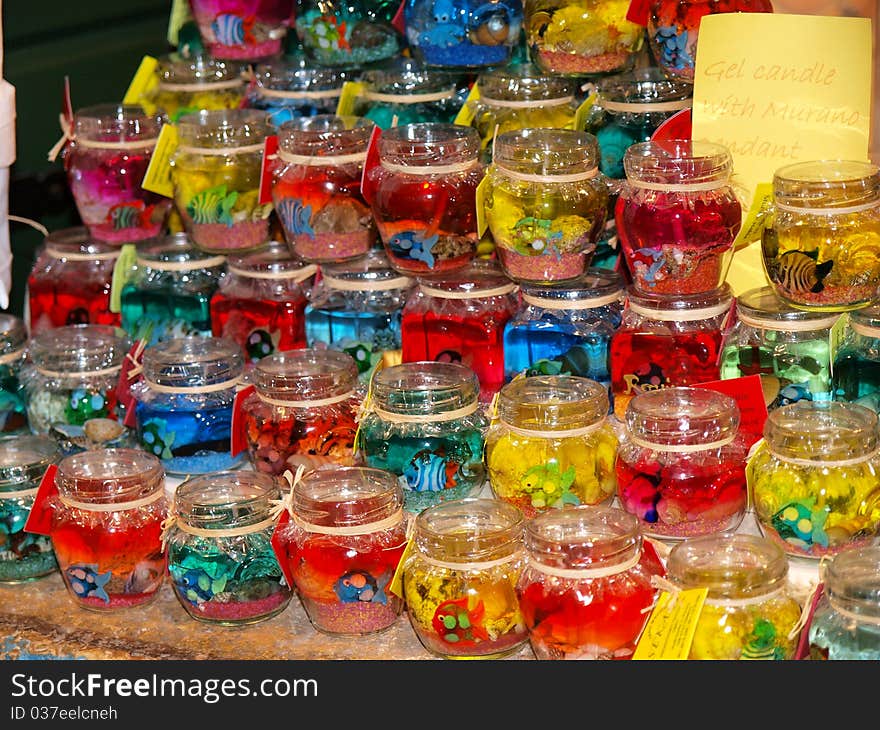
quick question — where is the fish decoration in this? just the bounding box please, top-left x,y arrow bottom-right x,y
773,250 -> 833,294
124,562 -> 163,595
246,328 -> 280,362
65,388 -> 108,426
341,341 -> 375,374
512,217 -> 564,258
107,201 -> 155,230
741,618 -> 784,660
774,382 -> 813,409
468,5 -> 514,46
770,500 -> 829,550
66,564 -> 113,604
187,184 -> 238,226
519,462 -> 578,509
431,597 -> 490,646
211,13 -> 256,47
525,358 -> 565,377
173,568 -> 227,604
140,418 -> 176,461
388,231 -> 439,269
402,448 -> 459,493
305,14 -> 351,52
276,198 -> 314,238
334,570 -> 390,605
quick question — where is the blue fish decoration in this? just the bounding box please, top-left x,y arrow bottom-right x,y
211,13 -> 255,47
276,198 -> 315,238
333,570 -> 390,605
403,449 -> 456,493
66,564 -> 112,604
388,231 -> 439,269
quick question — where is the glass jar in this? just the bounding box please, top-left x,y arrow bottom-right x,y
147,53 -> 247,123
239,349 -> 360,475
48,448 -> 166,611
665,533 -> 802,660
353,60 -> 464,130
296,0 -> 401,67
466,63 -> 578,163
22,324 -> 131,436
609,284 -> 733,420
272,114 -> 377,263
132,336 -> 244,475
647,0 -> 773,82
808,546 -> 880,660
358,361 -> 489,513
404,0 -> 524,69
523,0 -> 645,77
304,250 -> 414,382
617,139 -> 742,295
486,376 -> 619,518
484,128 -> 608,284
0,315 -> 28,435
170,108 -> 271,254
0,436 -> 60,582
62,103 -> 170,244
517,505 -> 663,660
400,261 -> 520,402
246,57 -> 347,129
210,243 -> 316,363
369,123 -> 483,276
617,386 -> 749,538
748,400 -> 880,560
502,269 -> 625,398
120,233 -> 227,345
165,470 -> 291,625
188,0 -> 296,60
27,227 -> 121,332
833,304 -> 880,412
762,160 -> 880,312
720,286 -> 838,410
403,498 -> 528,659
278,465 -> 408,635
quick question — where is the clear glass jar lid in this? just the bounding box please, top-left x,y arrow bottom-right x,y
414,497 -> 524,562
772,160 -> 880,211
174,470 -> 281,530
666,534 -> 789,601
623,139 -> 733,187
176,108 -> 269,149
520,268 -> 624,309
292,466 -> 403,529
596,67 -> 693,113
142,336 -> 244,390
763,400 -> 878,462
492,127 -> 599,177
28,324 -> 130,376
0,435 -> 59,492
850,304 -> 880,337
497,375 -> 608,432
254,56 -> 348,96
360,58 -> 458,99
56,448 -> 164,505
477,63 -> 575,104
319,249 -> 413,292
226,243 -> 316,282
626,283 -> 733,321
625,386 -> 740,450
73,103 -> 163,143
372,361 -> 480,417
43,226 -> 120,261
252,348 -> 358,402
822,546 -> 880,619
157,53 -> 244,88
136,233 -> 227,270
0,313 -> 27,357
418,260 -> 517,299
278,114 -> 376,158
736,286 -> 840,330
378,123 -> 480,167
523,505 -> 641,570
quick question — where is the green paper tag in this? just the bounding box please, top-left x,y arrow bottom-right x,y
829,312 -> 850,377
109,244 -> 139,314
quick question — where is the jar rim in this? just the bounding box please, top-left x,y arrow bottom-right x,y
520,268 -> 625,304
626,284 -> 733,320
226,244 -> 317,281
291,466 -> 404,529
823,546 -> 880,617
173,470 -> 281,529
623,139 -> 733,186
763,400 -> 878,461
254,57 -> 348,90
0,435 -> 59,491
477,62 -> 576,102
318,249 -> 414,291
278,114 -> 375,157
377,122 -> 481,165
414,498 -> 524,562
28,324 -> 130,375
735,286 -> 841,329
492,128 -> 599,174
136,232 -> 228,267
44,226 -> 119,258
73,104 -> 164,141
56,448 -> 164,504
772,159 -> 880,209
371,361 -> 480,416
252,348 -> 358,400
158,53 -> 245,84
497,375 -> 609,431
596,67 -> 693,107
142,336 -> 244,389
416,262 -> 518,298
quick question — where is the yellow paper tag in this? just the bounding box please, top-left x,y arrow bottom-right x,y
453,82 -> 481,127
632,588 -> 708,660
141,123 -> 178,198
109,244 -> 139,314
388,534 -> 416,600
167,0 -> 193,46
573,92 -> 598,132
475,174 -> 490,238
336,82 -> 365,117
733,182 -> 774,250
123,55 -> 159,106
829,312 -> 850,376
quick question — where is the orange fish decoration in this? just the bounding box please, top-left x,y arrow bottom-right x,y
432,597 -> 490,646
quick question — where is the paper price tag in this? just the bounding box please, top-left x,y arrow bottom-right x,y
270,510 -> 296,591
230,385 -> 256,457
453,82 -> 481,127
573,92 -> 597,132
475,174 -> 490,238
141,123 -> 178,198
387,533 -> 415,600
336,81 -> 364,118
167,0 -> 193,46
391,0 -> 407,36
23,464 -> 59,537
360,125 -> 383,207
828,313 -> 850,378
632,587 -> 708,660
651,107 -> 692,143
123,55 -> 159,106
694,375 -> 768,448
109,243 -> 138,314
259,135 -> 279,206
626,0 -> 651,26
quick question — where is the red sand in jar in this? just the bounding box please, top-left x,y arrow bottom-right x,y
775,282 -> 879,310
185,218 -> 269,252
616,457 -> 747,538
497,249 -> 587,283
27,277 -> 120,330
535,49 -> 631,75
188,590 -> 290,622
211,295 -> 307,360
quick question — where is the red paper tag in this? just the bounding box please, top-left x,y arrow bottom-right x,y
694,375 -> 768,449
391,0 -> 407,35
626,0 -> 651,26
231,384 -> 256,457
24,464 -> 59,537
270,509 -> 296,591
651,108 -> 692,143
259,135 -> 279,206
360,125 -> 382,207
794,582 -> 824,660
118,339 -> 148,429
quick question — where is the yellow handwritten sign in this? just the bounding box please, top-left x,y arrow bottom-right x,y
691,13 -> 872,296
632,588 -> 708,661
